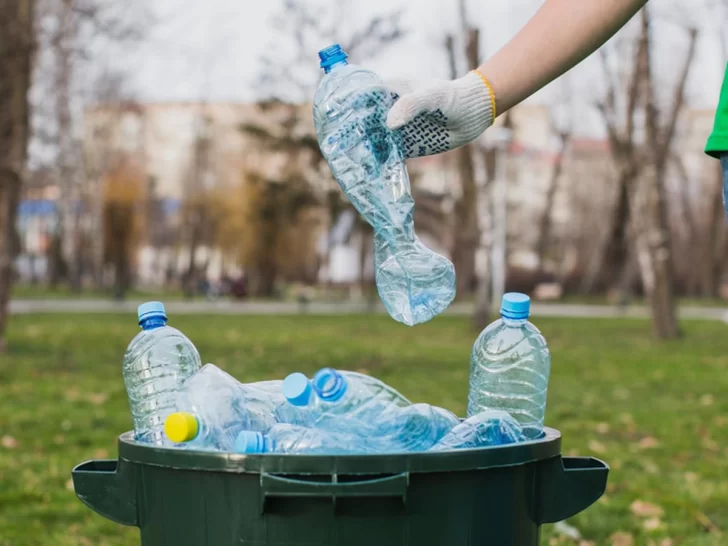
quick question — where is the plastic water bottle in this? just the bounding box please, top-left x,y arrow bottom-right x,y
164,411 -> 241,452
235,424 -> 375,455
467,293 -> 551,438
282,370 -> 457,452
313,43 -> 456,326
430,410 -> 525,451
123,302 -> 201,445
376,403 -> 460,452
165,364 -> 278,449
282,368 -> 396,430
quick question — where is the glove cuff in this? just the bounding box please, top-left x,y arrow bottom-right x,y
452,71 -> 496,146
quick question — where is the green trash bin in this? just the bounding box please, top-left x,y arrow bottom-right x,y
72,427 -> 607,546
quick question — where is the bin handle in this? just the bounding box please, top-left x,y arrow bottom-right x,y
260,472 -> 409,513
71,459 -> 138,527
533,456 -> 609,524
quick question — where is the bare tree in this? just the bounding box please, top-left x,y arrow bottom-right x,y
447,2 -> 480,299
589,7 -> 696,338
0,0 -> 36,350
31,0 -> 149,290
536,122 -> 572,272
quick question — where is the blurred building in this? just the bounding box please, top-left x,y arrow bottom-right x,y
83,101 -> 320,286
15,171 -> 59,282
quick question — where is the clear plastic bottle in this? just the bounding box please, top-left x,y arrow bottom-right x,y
430,410 -> 525,451
376,403 -> 460,452
467,293 -> 551,438
235,424 -> 375,455
122,302 -> 201,445
164,364 -> 279,450
282,368 -> 394,431
282,370 -> 457,452
313,43 -> 456,326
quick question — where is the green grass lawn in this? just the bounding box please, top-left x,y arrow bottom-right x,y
0,314 -> 726,546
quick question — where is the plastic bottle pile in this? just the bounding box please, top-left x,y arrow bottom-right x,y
123,293 -> 550,455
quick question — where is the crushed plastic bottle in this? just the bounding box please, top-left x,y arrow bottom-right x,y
376,403 -> 460,452
467,293 -> 551,439
430,410 -> 525,451
313,43 -> 456,326
282,369 -> 457,452
164,364 -> 279,449
235,424 -> 374,455
123,302 -> 201,445
281,368 -> 395,431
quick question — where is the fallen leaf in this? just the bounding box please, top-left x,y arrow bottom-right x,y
65,478 -> 74,491
638,436 -> 660,449
630,500 -> 664,517
714,416 -> 728,427
610,531 -> 634,546
65,387 -> 81,402
554,521 -> 581,540
589,440 -> 607,454
659,539 -> 674,546
643,517 -> 662,531
614,388 -> 630,400
700,394 -> 714,406
87,392 -> 108,406
596,422 -> 610,434
94,448 -> 109,459
702,437 -> 719,452
1,435 -> 18,449
579,542 -> 596,546
684,472 -> 698,484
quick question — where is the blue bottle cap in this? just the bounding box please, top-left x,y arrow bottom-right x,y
235,431 -> 265,454
137,301 -> 167,325
500,293 -> 531,320
282,373 -> 313,407
312,368 -> 347,402
318,43 -> 348,71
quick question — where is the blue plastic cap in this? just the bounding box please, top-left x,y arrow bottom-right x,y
500,293 -> 531,320
282,373 -> 313,407
137,301 -> 167,324
235,431 -> 265,454
318,43 -> 348,72
312,368 -> 347,402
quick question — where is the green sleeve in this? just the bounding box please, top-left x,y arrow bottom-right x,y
706,63 -> 728,157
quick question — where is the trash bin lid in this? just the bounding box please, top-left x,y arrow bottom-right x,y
117,428 -> 562,475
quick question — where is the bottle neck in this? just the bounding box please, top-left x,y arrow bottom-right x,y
502,316 -> 528,327
324,60 -> 348,74
140,316 -> 167,331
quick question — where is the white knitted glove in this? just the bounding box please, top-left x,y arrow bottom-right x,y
386,71 -> 496,158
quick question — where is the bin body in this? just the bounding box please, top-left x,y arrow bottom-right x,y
73,428 -> 608,546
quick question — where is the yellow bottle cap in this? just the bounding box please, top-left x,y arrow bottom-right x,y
164,412 -> 199,443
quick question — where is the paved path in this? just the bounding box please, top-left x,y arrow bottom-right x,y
8,299 -> 728,321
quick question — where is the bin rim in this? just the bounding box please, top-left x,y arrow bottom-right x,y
117,427 -> 562,475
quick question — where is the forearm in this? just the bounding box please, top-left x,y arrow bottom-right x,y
480,0 -> 648,114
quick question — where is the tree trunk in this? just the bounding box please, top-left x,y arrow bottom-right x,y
446,27 -> 481,298
472,147 -> 496,330
0,0 -> 35,350
55,0 -> 82,292
536,132 -> 570,271
638,8 -> 681,339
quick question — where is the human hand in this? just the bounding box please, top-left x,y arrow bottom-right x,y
386,71 -> 496,158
